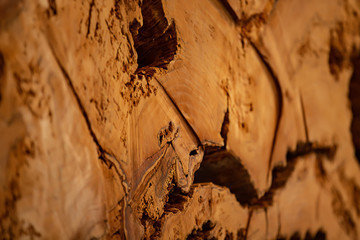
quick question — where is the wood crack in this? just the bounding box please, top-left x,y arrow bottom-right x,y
48,42 -> 102,153
251,141 -> 337,209
349,52 -> 360,164
194,140 -> 336,211
129,0 -> 203,149
194,147 -> 258,206
300,92 -> 309,142
86,0 -> 95,38
248,41 -> 283,181
130,0 -> 178,71
220,90 -> 230,149
46,39 -> 128,191
140,182 -> 193,239
244,210 -> 253,240
154,77 -> 202,146
218,0 -> 240,24
217,0 -> 284,183
186,220 -> 216,240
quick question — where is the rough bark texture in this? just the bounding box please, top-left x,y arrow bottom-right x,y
1,0 -> 360,239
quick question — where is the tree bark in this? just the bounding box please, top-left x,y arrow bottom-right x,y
1,0 -> 360,239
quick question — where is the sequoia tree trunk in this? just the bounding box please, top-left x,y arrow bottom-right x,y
1,0 -> 360,239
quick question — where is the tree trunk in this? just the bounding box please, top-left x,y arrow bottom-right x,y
1,0 -> 360,239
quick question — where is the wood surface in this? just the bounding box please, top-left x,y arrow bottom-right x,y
0,0 -> 360,239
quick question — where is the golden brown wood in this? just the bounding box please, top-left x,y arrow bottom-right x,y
1,0 -> 360,239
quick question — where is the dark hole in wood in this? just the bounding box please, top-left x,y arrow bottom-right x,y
193,147 -> 258,206
349,53 -> 360,165
130,0 -> 178,72
189,149 -> 198,156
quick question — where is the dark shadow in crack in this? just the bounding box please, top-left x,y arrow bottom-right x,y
141,183 -> 193,239
194,142 -> 336,209
193,147 -> 258,206
186,220 -> 216,240
130,0 -> 177,72
252,141 -> 336,208
349,52 -> 360,165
